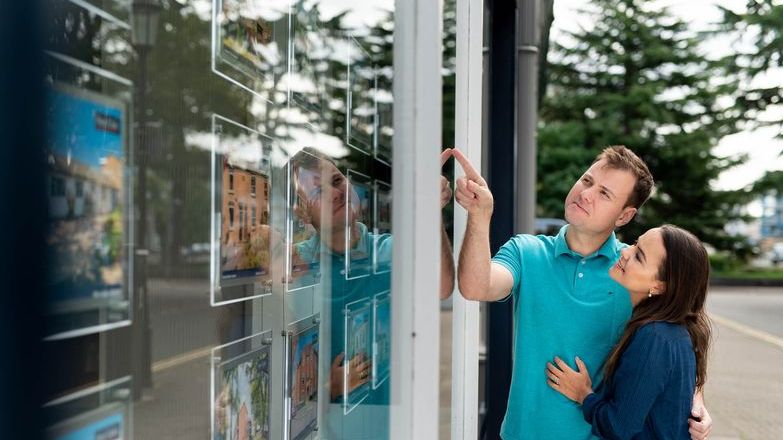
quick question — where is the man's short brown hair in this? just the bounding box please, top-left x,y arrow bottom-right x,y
593,145 -> 654,209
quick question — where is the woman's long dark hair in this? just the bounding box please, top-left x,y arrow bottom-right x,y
604,225 -> 712,390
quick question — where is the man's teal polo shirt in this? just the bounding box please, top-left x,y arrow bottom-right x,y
492,225 -> 632,440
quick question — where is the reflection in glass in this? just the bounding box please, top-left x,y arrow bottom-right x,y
45,82 -> 131,338
347,38 -> 376,155
213,0 -> 289,96
211,114 -> 273,305
343,297 -> 372,414
346,170 -> 373,279
373,180 -> 391,274
44,377 -> 132,440
287,1 -> 328,119
286,148 -> 324,291
372,291 -> 391,389
286,147 -> 390,439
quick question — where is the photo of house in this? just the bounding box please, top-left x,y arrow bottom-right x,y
45,85 -> 125,306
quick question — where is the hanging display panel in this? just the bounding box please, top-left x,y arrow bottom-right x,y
346,37 -> 376,155
343,298 -> 371,414
211,330 -> 273,440
287,1 -> 328,121
284,315 -> 320,440
346,170 -> 373,279
372,290 -> 391,389
212,0 -> 289,97
286,148 -> 323,292
211,114 -> 273,305
44,376 -> 132,440
44,80 -> 132,340
373,180 -> 391,274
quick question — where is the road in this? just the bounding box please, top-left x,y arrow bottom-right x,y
704,286 -> 783,440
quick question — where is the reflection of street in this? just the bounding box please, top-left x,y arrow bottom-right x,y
704,286 -> 783,440
148,277 -> 218,362
290,399 -> 317,440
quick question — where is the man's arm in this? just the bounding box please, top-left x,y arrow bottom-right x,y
452,149 -> 513,302
688,390 -> 712,440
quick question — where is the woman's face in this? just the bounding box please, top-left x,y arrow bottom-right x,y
609,228 -> 666,297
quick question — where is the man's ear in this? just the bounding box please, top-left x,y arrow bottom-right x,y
615,206 -> 637,227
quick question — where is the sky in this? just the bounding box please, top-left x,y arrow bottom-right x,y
550,0 -> 783,214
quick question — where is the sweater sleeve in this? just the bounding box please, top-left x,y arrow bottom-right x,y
582,324 -> 674,440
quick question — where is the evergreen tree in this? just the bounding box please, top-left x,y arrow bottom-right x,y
718,0 -> 783,134
539,0 -> 753,252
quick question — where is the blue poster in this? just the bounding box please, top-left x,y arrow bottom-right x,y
45,86 -> 125,303
55,411 -> 124,440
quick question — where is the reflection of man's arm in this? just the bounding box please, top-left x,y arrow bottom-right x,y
440,175 -> 455,299
440,226 -> 455,299
440,151 -> 456,299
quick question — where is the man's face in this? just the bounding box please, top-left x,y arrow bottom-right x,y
563,159 -> 638,234
295,160 -> 350,230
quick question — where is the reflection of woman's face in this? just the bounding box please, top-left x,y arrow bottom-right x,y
295,161 -> 350,230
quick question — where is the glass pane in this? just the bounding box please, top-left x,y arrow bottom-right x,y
42,0 -> 395,439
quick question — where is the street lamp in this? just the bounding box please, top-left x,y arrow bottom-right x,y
132,0 -> 161,48
131,0 -> 160,399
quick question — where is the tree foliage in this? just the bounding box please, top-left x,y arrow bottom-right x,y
538,0 -> 754,252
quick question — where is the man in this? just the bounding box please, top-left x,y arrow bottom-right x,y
450,146 -> 712,440
287,147 -> 455,439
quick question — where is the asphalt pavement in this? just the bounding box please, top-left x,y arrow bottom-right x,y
704,286 -> 783,440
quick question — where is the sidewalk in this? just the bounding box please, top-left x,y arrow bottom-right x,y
704,315 -> 783,440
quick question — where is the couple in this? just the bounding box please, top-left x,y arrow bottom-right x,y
448,145 -> 713,440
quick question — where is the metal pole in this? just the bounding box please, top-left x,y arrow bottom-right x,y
483,0 -> 516,438
516,0 -> 539,236
132,45 -> 153,398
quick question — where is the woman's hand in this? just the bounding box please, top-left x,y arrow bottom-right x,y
546,356 -> 593,404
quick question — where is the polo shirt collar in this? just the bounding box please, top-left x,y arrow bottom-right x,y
554,224 -> 620,260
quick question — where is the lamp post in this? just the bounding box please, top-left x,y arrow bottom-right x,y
131,0 -> 160,399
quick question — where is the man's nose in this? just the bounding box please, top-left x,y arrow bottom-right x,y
580,187 -> 593,203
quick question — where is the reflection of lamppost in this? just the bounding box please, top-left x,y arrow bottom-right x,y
131,0 -> 160,399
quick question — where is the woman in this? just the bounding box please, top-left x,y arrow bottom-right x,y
545,225 -> 711,439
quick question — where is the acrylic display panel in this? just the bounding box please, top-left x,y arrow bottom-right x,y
212,0 -> 290,96
44,81 -> 131,339
346,38 -> 377,155
211,114 -> 273,305
285,315 -> 320,440
211,331 -> 273,440
285,148 -> 323,292
343,298 -> 372,414
372,291 -> 391,389
345,170 -> 373,279
373,180 -> 391,274
375,98 -> 392,164
287,1 -> 328,119
44,377 -> 132,440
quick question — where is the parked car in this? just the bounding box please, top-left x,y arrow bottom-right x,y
772,243 -> 783,265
